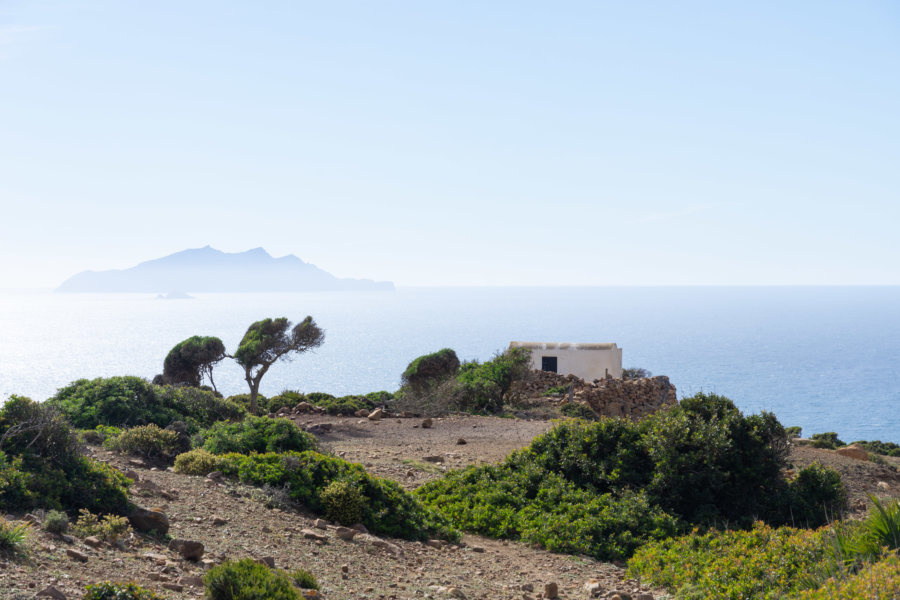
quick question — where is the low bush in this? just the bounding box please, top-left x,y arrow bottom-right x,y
799,553 -> 900,600
202,416 -> 317,455
82,582 -> 163,600
43,509 -> 69,535
401,348 -> 461,392
173,448 -> 224,476
785,425 -> 803,438
72,509 -> 131,544
288,568 -> 319,590
850,439 -> 900,457
49,376 -> 245,432
79,425 -> 123,445
810,432 -> 845,450
627,523 -> 829,600
179,449 -> 456,541
204,558 -> 301,600
0,517 -> 30,558
226,392 -> 271,415
268,390 -> 394,416
558,402 -> 597,420
319,479 -> 365,525
417,393 -> 846,560
105,424 -> 183,458
0,397 -> 131,514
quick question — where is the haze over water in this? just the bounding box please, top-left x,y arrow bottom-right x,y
1,286 -> 897,443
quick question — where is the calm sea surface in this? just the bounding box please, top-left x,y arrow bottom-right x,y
0,287 -> 897,442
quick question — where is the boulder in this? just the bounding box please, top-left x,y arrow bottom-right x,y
544,582 -> 559,599
36,586 -> 67,599
421,418 -> 433,429
835,445 -> 869,461
368,408 -> 384,421
302,528 -> 328,542
66,548 -> 88,562
169,538 -> 205,560
335,526 -> 357,540
128,505 -> 169,534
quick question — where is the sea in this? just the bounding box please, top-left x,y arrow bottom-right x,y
0,286 -> 898,443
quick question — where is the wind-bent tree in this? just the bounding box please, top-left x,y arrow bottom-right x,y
233,316 -> 325,414
161,335 -> 227,392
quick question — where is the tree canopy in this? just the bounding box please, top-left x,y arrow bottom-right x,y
162,335 -> 226,391
233,316 -> 325,414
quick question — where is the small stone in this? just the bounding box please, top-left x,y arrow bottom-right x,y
179,575 -> 205,588
66,548 -> 88,562
368,408 -> 384,421
877,481 -> 890,490
24,513 -> 41,524
544,582 -> 559,599
60,534 -> 75,544
521,583 -> 534,592
635,594 -> 654,600
36,586 -> 67,599
426,539 -> 444,549
256,556 -> 276,568
302,528 -> 328,542
352,523 -> 369,533
127,505 -> 169,534
161,583 -> 184,592
470,545 -> 485,553
422,455 -> 444,463
456,438 -> 467,445
341,564 -> 349,573
584,580 -> 603,597
355,409 -> 370,418
201,558 -> 217,569
211,516 -> 228,526
335,526 -> 357,540
446,587 -> 466,599
313,519 -> 328,530
421,418 -> 433,428
207,470 -> 224,481
83,536 -> 103,548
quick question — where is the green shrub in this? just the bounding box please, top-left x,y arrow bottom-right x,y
204,558 -> 301,600
269,390 -> 395,416
80,425 -> 123,445
453,347 -> 531,413
799,553 -> 900,600
810,432 -> 845,450
545,385 -> 569,395
173,449 -> 224,476
785,426 -> 803,438
0,517 -> 30,557
202,416 -> 317,455
785,462 -> 848,527
82,582 -> 163,599
622,367 -> 652,379
558,403 -> 597,420
0,397 -> 131,514
49,376 -> 245,432
105,424 -> 182,458
288,568 -> 319,590
627,522 -> 829,600
402,348 -> 461,391
72,509 -> 131,543
226,393 -> 271,415
204,450 -> 456,541
319,480 -> 365,525
43,510 -> 69,535
850,440 -> 900,457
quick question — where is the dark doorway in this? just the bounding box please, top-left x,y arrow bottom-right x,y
541,356 -> 558,373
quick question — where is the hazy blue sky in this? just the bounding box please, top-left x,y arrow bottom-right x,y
1,1 -> 898,287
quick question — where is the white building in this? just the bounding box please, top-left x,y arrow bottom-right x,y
509,341 -> 623,381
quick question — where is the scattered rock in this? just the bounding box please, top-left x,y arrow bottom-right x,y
128,505 -> 169,534
66,548 -> 88,562
447,587 -> 466,599
584,580 -> 603,597
207,471 -> 224,481
127,458 -> 147,468
308,423 -> 333,434
83,536 -> 103,548
877,481 -> 890,490
422,455 -> 444,463
470,545 -> 485,553
23,513 -> 41,525
60,534 -> 75,544
355,409 -> 370,418
313,518 -> 328,530
302,529 -> 329,542
168,538 -> 205,560
426,539 -> 444,549
635,594 -> 654,600
256,556 -> 276,568
357,533 -> 404,557
368,408 -> 384,421
352,523 -> 369,533
609,592 -> 632,600
161,582 -> 184,593
521,583 -> 534,592
456,438 -> 467,445
123,469 -> 140,481
835,445 -> 869,461
335,526 -> 357,540
179,575 -> 205,588
210,515 -> 228,526
341,564 -> 349,573
544,581 -> 559,598
36,586 -> 67,599
422,418 -> 433,429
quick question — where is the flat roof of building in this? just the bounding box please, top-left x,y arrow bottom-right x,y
509,341 -> 619,351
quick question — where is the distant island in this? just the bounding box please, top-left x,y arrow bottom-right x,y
57,246 -> 394,293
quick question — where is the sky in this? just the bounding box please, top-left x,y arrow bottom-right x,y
1,1 -> 899,287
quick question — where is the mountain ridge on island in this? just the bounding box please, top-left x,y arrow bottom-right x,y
57,246 -> 394,293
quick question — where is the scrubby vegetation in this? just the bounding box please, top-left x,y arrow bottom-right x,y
401,348 -> 461,392
416,393 -> 847,560
105,423 -> 186,459
72,509 -> 132,544
266,390 -> 394,416
175,448 -> 456,541
628,496 -> 900,599
0,396 -> 130,514
200,415 -> 317,455
82,582 -> 163,600
49,376 -> 245,432
0,516 -> 30,558
204,558 -> 307,600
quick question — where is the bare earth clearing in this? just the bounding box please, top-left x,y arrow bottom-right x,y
2,413 -> 899,600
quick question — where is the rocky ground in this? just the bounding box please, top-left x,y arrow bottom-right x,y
2,412 -> 898,600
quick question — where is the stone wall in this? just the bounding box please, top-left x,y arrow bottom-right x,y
511,370 -> 677,419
